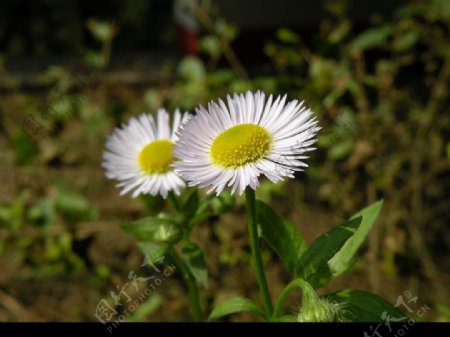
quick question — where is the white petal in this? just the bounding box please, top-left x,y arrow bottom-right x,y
102,110 -> 190,198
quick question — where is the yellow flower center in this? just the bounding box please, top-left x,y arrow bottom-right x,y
138,140 -> 174,174
210,124 -> 272,168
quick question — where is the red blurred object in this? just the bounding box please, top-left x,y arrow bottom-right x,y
174,0 -> 201,56
176,24 -> 199,55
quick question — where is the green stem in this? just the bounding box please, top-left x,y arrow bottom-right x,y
245,187 -> 273,317
168,191 -> 190,241
273,278 -> 314,319
170,248 -> 203,322
166,193 -> 202,321
168,192 -> 181,211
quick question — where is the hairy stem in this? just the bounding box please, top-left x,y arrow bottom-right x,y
245,187 -> 273,317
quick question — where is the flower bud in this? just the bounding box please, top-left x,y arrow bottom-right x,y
297,297 -> 340,322
279,279 -> 343,322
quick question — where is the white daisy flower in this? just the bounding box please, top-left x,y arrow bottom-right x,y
173,90 -> 320,195
103,109 -> 191,198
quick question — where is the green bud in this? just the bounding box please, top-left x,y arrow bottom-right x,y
297,297 -> 340,322
296,282 -> 343,323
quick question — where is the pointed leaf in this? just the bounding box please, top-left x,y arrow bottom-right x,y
121,214 -> 181,243
329,200 -> 383,276
188,192 -> 235,227
325,289 -> 408,322
126,294 -> 163,322
182,189 -> 199,222
352,25 -> 393,51
209,296 -> 265,320
181,242 -> 208,288
137,242 -> 168,265
256,200 -> 306,275
296,216 -> 362,288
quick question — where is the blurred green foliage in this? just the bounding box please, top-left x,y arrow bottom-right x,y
0,183 -> 98,278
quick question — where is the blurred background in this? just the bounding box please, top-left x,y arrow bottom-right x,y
0,0 -> 449,322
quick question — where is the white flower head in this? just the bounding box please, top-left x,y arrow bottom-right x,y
173,90 -> 320,196
103,109 -> 191,199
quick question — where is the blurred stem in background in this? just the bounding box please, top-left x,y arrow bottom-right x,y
193,2 -> 248,80
86,19 -> 118,70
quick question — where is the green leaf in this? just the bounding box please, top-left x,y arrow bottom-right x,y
296,216 -> 362,288
296,201 -> 383,288
329,139 -> 354,160
139,194 -> 164,212
326,289 -> 408,322
55,190 -> 90,215
256,200 -> 306,275
87,19 -> 116,42
273,315 -> 297,322
209,296 -> 265,320
211,191 -> 235,214
393,30 -> 419,52
214,19 -> 237,41
126,294 -> 163,322
199,35 -> 221,57
207,69 -> 236,86
181,242 -> 208,288
276,28 -> 300,44
428,0 -> 450,20
55,187 -> 98,221
178,56 -> 205,81
329,200 -> 383,276
188,205 -> 212,227
188,191 -> 235,227
329,21 -> 351,44
12,131 -> 38,166
121,214 -> 181,243
27,198 -> 55,227
84,50 -> 106,69
182,189 -> 199,222
352,25 -> 393,51
188,196 -> 212,227
137,241 -> 168,265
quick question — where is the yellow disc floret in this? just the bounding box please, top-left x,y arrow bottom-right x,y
138,140 -> 174,174
210,124 -> 272,168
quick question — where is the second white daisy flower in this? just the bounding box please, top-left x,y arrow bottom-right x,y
103,109 -> 191,198
173,90 -> 320,195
